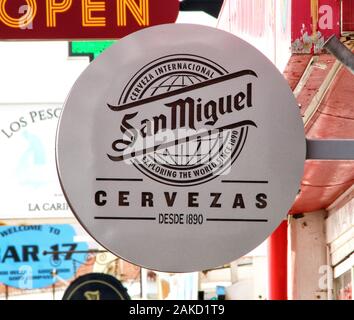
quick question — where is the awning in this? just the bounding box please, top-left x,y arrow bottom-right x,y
283,51 -> 354,214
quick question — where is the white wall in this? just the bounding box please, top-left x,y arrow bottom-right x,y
289,212 -> 328,300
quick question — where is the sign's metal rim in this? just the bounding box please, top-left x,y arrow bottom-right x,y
56,23 -> 306,272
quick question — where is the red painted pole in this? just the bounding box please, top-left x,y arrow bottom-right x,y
268,220 -> 288,300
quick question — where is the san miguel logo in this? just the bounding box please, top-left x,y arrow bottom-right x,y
106,54 -> 258,186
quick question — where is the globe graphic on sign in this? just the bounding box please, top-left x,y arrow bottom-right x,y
148,74 -> 203,96
142,73 -> 230,168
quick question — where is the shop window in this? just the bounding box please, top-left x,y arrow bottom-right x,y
334,267 -> 353,300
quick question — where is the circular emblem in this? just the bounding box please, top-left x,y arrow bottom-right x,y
62,273 -> 130,300
111,54 -> 252,186
56,24 -> 305,272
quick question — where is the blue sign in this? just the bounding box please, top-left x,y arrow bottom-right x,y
0,224 -> 89,289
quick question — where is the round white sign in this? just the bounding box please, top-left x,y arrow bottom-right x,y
56,24 -> 305,272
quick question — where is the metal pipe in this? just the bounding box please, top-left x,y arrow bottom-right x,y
323,35 -> 354,74
306,139 -> 354,160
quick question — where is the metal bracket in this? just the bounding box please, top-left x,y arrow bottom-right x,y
323,35 -> 354,75
306,139 -> 354,160
180,0 -> 223,18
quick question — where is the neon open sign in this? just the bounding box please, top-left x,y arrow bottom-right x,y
0,0 -> 179,40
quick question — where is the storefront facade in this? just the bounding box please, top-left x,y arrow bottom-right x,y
218,0 -> 354,300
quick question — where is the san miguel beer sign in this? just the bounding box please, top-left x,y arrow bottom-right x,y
0,0 -> 179,39
56,25 -> 306,272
